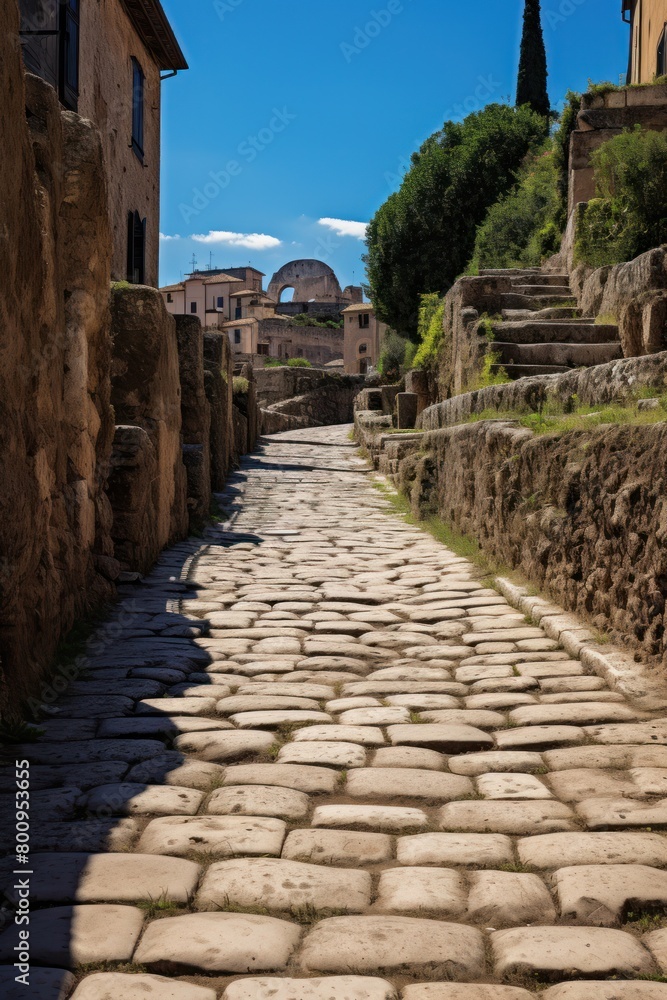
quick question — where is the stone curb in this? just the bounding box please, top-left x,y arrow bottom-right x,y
496,576 -> 667,712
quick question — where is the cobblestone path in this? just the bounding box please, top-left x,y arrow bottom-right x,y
5,425 -> 667,1000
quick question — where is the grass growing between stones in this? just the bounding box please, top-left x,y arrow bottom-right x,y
371,480 -> 509,582
465,394 -> 667,436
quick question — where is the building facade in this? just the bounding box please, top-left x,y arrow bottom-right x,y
342,303 -> 387,374
19,0 -> 187,287
624,0 -> 667,84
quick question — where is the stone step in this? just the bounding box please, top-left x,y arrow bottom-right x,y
491,363 -> 572,379
510,273 -> 571,288
502,307 -> 584,321
500,293 -> 578,311
479,267 -> 541,277
492,341 -> 624,368
512,284 -> 572,297
490,322 -> 619,345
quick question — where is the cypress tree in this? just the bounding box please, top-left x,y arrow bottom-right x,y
516,0 -> 550,119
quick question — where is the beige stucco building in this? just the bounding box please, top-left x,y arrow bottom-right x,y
19,0 -> 186,287
342,303 -> 388,374
624,1 -> 667,83
161,263 -> 346,365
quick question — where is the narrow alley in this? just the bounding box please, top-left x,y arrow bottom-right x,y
4,426 -> 667,999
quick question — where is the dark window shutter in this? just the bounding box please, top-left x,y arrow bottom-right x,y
131,58 -> 145,159
127,211 -> 146,284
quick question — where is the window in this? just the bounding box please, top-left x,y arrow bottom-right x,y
19,0 -> 80,111
131,58 -> 145,160
359,313 -> 370,329
359,343 -> 368,354
167,293 -> 173,303
296,348 -> 304,357
257,343 -> 269,356
190,302 -> 197,314
658,25 -> 667,78
126,210 -> 146,284
234,329 -> 241,344
217,296 -> 224,309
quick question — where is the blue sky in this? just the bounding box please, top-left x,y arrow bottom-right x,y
158,0 -> 630,293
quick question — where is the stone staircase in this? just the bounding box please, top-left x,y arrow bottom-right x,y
479,268 -> 623,380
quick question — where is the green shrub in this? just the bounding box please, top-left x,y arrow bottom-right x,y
290,313 -> 343,329
464,350 -> 511,392
232,376 -> 249,394
468,145 -> 561,271
286,357 -> 312,367
377,330 -> 409,382
575,126 -> 667,267
365,103 -> 548,337
412,294 -> 445,369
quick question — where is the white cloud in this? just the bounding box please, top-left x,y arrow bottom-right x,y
318,218 -> 368,240
160,233 -> 181,241
191,231 -> 282,251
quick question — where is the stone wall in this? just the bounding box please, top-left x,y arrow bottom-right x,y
0,5 -> 116,719
396,420 -> 667,674
256,368 -> 365,434
175,316 -> 212,525
204,332 -> 234,490
257,319 -> 345,365
417,352 -> 667,430
109,286 -> 188,572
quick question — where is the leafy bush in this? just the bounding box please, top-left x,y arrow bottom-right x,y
464,350 -> 511,392
365,103 -> 548,337
290,313 -> 343,329
262,357 -> 312,369
377,330 -> 409,383
552,91 -> 581,227
412,294 -> 445,370
468,146 -> 561,271
287,357 -> 312,367
575,127 -> 667,268
232,376 -> 249,394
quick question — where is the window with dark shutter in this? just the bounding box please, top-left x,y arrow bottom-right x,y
658,25 -> 667,78
19,0 -> 79,112
126,210 -> 146,284
131,57 -> 145,161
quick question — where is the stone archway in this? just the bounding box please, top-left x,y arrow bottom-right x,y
267,260 -> 345,304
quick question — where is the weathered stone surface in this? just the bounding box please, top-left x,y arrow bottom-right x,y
346,768 -> 472,800
137,816 -> 286,857
298,916 -> 486,977
313,805 -> 428,832
518,832 -> 667,869
387,724 -> 493,753
282,829 -> 393,865
174,730 -> 275,761
278,741 -> 367,768
0,904 -> 144,965
544,745 -> 667,771
397,833 -> 514,868
84,783 -> 203,816
126,755 -> 225,790
541,984 -> 667,1000
71,973 -> 216,1000
2,853 -> 200,903
439,801 -> 576,835
374,867 -> 467,916
372,747 -> 447,770
223,977 -> 396,1000
449,751 -> 544,776
223,764 -> 337,794
402,988 -> 534,1000
197,858 -> 371,912
491,926 -> 654,978
0,966 -> 75,1000
292,725 -> 386,745
556,864 -> 667,925
476,773 -> 552,799
576,797 -> 667,830
546,768 -> 639,802
134,912 -> 302,973
208,785 -> 310,820
467,871 -> 556,928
